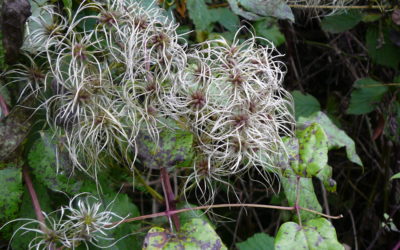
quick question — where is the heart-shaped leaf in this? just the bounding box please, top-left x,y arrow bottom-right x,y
275,218 -> 344,250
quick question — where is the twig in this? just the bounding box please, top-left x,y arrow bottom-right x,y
320,181 -> 331,221
347,209 -> 358,250
22,165 -> 46,231
289,4 -> 386,10
107,203 -> 343,228
131,166 -> 164,203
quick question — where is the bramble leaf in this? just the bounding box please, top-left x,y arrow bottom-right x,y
347,78 -> 388,115
254,18 -> 285,47
292,91 -> 321,120
366,26 -> 400,69
321,10 -> 362,33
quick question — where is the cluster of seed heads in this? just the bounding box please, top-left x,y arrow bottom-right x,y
169,34 -> 294,204
8,0 -> 293,202
1,194 -> 125,249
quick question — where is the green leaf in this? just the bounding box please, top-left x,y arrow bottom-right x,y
143,218 -> 227,249
136,127 -> 193,169
275,218 -> 344,250
292,91 -> 321,120
298,111 -> 363,166
254,18 -> 285,47
210,8 -> 240,32
279,137 -> 299,175
62,0 -> 72,10
347,78 -> 388,115
320,10 -> 362,33
361,12 -> 382,23
391,172 -> 400,180
28,131 -> 82,193
186,0 -> 214,31
281,174 -> 322,221
228,0 -> 294,22
0,167 -> 23,223
316,165 -> 336,192
237,233 -> 274,250
296,123 -> 328,177
94,194 -> 141,250
366,26 -> 400,69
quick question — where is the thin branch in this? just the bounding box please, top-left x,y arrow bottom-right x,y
132,165 -> 164,203
22,165 -> 46,230
289,4 -> 386,10
107,203 -> 342,228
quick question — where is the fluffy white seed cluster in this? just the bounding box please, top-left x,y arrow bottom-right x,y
16,0 -> 188,174
12,0 -> 294,201
168,34 -> 294,203
1,194 -> 124,250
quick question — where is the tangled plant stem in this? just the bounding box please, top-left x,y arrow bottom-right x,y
108,203 -> 343,228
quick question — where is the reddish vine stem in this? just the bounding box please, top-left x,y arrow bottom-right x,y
22,165 -> 46,230
160,167 -> 180,231
107,203 -> 342,228
0,95 -> 9,116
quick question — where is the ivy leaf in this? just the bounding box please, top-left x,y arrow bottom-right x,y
228,0 -> 294,22
366,26 -> 400,69
143,218 -> 227,249
136,128 -> 193,169
236,233 -> 274,250
292,91 -> 321,120
296,123 -> 328,177
0,167 -> 23,223
347,78 -> 388,115
275,218 -> 344,250
254,18 -> 285,47
298,111 -> 363,166
281,174 -> 322,222
28,131 -> 82,193
320,10 -> 362,33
